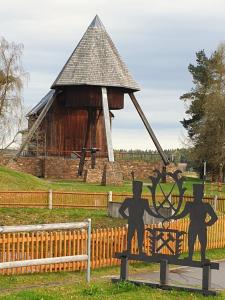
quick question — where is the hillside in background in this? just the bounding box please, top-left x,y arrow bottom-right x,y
0,165 -> 220,195
0,166 -> 49,190
0,166 -> 134,192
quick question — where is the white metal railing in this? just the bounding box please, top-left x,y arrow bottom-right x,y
0,219 -> 92,282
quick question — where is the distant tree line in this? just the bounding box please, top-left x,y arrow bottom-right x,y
114,148 -> 192,166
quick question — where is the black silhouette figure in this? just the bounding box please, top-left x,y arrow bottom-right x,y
119,180 -> 154,254
174,184 -> 218,261
114,172 -> 220,296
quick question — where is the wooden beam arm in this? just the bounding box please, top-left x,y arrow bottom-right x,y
15,90 -> 59,158
129,92 -> 169,166
102,87 -> 114,162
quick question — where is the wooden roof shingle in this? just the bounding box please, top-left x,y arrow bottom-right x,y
51,15 -> 140,91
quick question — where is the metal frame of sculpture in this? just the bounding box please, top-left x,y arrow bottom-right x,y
113,170 -> 219,296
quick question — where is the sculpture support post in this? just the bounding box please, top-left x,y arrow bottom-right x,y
129,93 -> 169,166
160,259 -> 169,285
101,87 -> 114,162
120,255 -> 129,281
202,264 -> 211,292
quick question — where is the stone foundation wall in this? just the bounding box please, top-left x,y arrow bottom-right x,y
0,155 -> 176,182
118,161 -> 163,180
43,158 -> 108,180
0,155 -> 43,177
102,162 -> 123,186
84,169 -> 103,184
43,157 -> 79,179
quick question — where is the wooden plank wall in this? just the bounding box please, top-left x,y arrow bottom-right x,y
28,97 -> 109,157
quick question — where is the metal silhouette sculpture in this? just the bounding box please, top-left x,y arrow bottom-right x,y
149,170 -> 186,221
147,170 -> 187,258
174,183 -> 218,262
113,170 -> 220,296
119,180 -> 155,255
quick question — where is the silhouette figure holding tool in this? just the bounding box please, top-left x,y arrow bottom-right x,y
119,180 -> 155,255
174,184 -> 218,261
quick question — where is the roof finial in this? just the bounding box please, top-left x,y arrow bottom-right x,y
89,15 -> 105,29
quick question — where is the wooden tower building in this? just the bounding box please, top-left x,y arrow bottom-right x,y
21,16 -> 139,158
18,15 -> 168,179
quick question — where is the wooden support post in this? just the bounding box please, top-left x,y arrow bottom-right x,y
91,151 -> 96,169
78,109 -> 93,176
90,110 -> 97,169
160,259 -> 169,285
161,165 -> 167,183
90,147 -> 99,169
202,264 -> 211,293
78,148 -> 87,176
129,93 -> 169,166
120,255 -> 129,280
101,87 -> 114,162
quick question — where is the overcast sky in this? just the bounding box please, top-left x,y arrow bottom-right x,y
1,0 -> 225,150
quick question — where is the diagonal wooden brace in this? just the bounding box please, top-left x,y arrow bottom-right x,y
129,93 -> 169,166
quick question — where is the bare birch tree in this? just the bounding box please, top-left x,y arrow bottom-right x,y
0,37 -> 28,148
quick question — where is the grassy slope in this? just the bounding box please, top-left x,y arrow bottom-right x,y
0,208 -> 126,228
0,166 -> 49,191
0,165 -> 224,196
0,166 -> 134,192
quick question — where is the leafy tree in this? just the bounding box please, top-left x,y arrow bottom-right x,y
181,44 -> 225,179
180,50 -> 212,139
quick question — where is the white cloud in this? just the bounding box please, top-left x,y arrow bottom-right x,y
1,0 -> 225,149
111,89 -> 187,149
113,90 -> 185,127
112,127 -> 186,150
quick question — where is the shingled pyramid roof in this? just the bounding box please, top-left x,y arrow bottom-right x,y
51,15 -> 140,91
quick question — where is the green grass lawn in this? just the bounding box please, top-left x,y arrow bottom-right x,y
0,208 -> 126,228
0,166 -> 49,191
0,248 -> 224,300
1,166 -> 224,197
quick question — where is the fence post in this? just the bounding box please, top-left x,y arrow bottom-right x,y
86,218 -> 91,283
214,195 -> 218,211
48,189 -> 53,210
108,191 -> 113,203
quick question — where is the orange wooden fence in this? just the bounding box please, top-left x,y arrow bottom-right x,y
0,191 -> 225,213
0,191 -> 108,209
0,216 -> 225,275
1,191 -> 225,211
0,191 -> 49,208
53,191 -> 108,208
